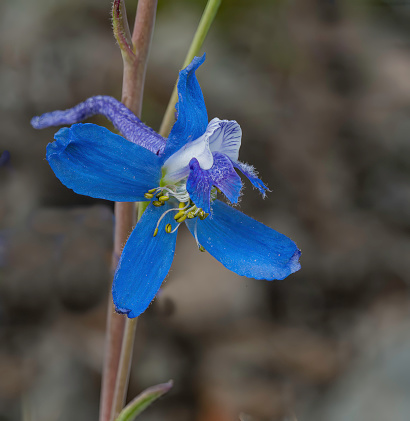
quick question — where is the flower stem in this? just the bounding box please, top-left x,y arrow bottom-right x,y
158,0 -> 221,138
99,2 -> 157,421
111,313 -> 138,419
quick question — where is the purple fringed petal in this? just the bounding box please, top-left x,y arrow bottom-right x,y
186,158 -> 212,213
232,160 -> 269,197
187,153 -> 242,213
31,96 -> 166,155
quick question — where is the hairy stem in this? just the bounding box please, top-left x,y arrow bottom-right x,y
99,2 -> 157,421
158,0 -> 221,137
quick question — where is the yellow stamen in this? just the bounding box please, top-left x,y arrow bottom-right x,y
144,193 -> 154,199
174,211 -> 185,220
153,201 -> 163,207
153,228 -> 158,237
165,224 -> 172,233
176,215 -> 187,223
159,195 -> 169,202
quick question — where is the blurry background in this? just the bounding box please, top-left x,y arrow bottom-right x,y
1,0 -> 410,420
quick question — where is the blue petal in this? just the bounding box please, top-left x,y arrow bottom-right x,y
47,123 -> 161,201
32,96 -> 166,155
162,55 -> 208,160
186,158 -> 212,213
185,200 -> 301,280
186,153 -> 242,213
232,160 -> 269,197
112,202 -> 179,318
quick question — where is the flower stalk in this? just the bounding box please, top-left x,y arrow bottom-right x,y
100,2 -> 157,421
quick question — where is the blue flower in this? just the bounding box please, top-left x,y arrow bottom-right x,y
31,55 -> 301,318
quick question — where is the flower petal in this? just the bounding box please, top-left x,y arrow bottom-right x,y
31,96 -> 166,155
186,153 -> 242,212
112,202 -> 178,318
162,55 -> 208,159
208,118 -> 242,161
162,129 -> 214,183
186,158 -> 212,213
47,123 -> 161,201
232,160 -> 269,197
185,200 -> 301,280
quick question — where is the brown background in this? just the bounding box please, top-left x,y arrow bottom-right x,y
1,0 -> 410,420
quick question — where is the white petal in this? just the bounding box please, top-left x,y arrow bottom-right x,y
208,118 -> 242,162
163,132 -> 213,183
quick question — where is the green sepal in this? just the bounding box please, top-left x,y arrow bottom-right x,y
114,380 -> 173,421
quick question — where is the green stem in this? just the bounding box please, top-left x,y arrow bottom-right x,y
158,0 -> 221,138
111,315 -> 138,419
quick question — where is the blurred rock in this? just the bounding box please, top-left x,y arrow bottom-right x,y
2,0 -> 410,420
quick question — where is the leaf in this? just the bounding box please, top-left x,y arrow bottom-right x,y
115,380 -> 173,421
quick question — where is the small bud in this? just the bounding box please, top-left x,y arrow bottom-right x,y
112,0 -> 135,63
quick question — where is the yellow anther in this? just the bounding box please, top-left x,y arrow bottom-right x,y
153,228 -> 158,237
165,224 -> 172,233
159,195 -> 169,202
179,202 -> 186,209
144,193 -> 154,199
148,188 -> 157,194
174,211 -> 185,220
177,215 -> 187,223
198,245 -> 206,252
156,192 -> 162,198
216,187 -> 222,194
153,201 -> 163,207
187,212 -> 195,219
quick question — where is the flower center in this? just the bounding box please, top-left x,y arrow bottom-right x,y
143,187 -> 210,238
